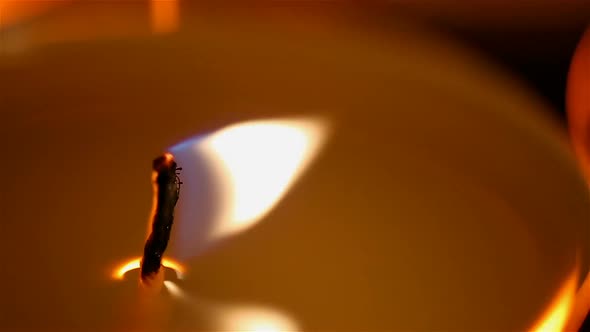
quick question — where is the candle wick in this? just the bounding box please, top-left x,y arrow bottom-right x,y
140,153 -> 182,285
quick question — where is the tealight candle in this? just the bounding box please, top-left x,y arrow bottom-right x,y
1,3 -> 588,331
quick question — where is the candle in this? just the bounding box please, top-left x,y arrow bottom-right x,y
0,3 -> 588,331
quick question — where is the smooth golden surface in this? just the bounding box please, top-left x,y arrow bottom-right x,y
1,5 -> 588,331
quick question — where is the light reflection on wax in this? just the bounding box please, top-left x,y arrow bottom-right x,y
164,281 -> 300,332
112,257 -> 186,280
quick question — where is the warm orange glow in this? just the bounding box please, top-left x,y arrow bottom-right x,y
567,27 -> 590,180
112,257 -> 186,280
163,281 -> 300,331
0,0 -> 70,28
147,170 -> 159,237
565,269 -> 590,331
529,264 -> 579,332
150,0 -> 179,34
164,152 -> 174,163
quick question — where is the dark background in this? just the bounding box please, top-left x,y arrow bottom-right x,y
437,21 -> 588,122
373,1 -> 590,123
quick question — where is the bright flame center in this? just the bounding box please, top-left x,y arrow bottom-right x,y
168,117 -> 328,257
202,118 -> 327,239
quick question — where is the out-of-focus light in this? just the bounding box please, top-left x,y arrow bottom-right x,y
529,264 -> 579,332
112,257 -> 186,280
219,307 -> 299,332
150,0 -> 179,34
163,281 -> 300,332
163,280 -> 186,299
0,1 -> 70,28
565,269 -> 590,331
169,118 -> 328,257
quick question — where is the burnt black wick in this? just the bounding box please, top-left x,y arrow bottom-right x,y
140,153 -> 182,282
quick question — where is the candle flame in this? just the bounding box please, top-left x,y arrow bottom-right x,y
112,257 -> 186,280
204,119 -> 327,235
169,117 -> 329,258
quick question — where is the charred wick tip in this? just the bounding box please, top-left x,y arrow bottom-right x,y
152,153 -> 177,172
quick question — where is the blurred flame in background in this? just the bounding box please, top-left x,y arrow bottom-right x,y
150,0 -> 179,34
169,118 -> 328,258
0,0 -> 178,33
0,0 -> 178,54
0,0 -> 69,28
529,263 -> 579,332
164,281 -> 300,332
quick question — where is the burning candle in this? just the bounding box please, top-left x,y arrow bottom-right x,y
1,3 -> 588,331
